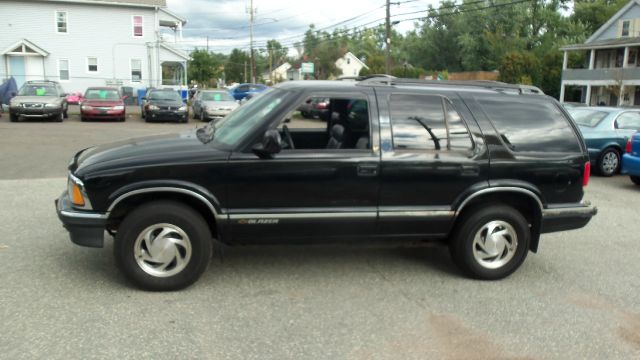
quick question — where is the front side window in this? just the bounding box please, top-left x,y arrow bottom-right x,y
59,59 -> 69,81
478,96 -> 581,153
133,15 -> 143,37
390,94 -> 472,151
87,57 -> 98,72
622,20 -> 630,37
56,11 -> 67,33
131,59 -> 142,82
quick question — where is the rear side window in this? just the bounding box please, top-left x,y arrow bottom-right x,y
616,112 -> 640,130
477,97 -> 581,153
390,94 -> 472,151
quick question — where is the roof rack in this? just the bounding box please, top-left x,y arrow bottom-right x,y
355,76 -> 545,95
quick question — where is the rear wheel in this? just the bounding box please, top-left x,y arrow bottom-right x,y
114,201 -> 212,291
449,204 -> 530,280
597,148 -> 620,177
631,176 -> 640,185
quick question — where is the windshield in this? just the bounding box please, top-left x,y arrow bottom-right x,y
207,88 -> 288,149
149,91 -> 182,101
18,84 -> 58,96
202,91 -> 234,102
568,109 -> 610,127
85,89 -> 119,100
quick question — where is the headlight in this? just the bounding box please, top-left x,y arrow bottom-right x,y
148,105 -> 159,111
113,105 -> 125,111
9,99 -> 20,107
178,106 -> 187,112
81,105 -> 94,110
45,103 -> 60,108
67,173 -> 92,209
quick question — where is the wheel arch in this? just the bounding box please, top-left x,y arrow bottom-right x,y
454,187 -> 543,252
107,187 -> 222,239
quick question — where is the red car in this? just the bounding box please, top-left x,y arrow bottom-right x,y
80,87 -> 126,122
66,92 -> 84,105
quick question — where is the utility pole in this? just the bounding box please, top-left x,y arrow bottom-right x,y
385,0 -> 391,75
247,0 -> 256,83
244,60 -> 248,83
206,36 -> 209,52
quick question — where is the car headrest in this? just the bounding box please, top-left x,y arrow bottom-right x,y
331,124 -> 345,141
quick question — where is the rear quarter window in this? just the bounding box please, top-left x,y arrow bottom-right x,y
476,96 -> 582,154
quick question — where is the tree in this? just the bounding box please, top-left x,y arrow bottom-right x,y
225,49 -> 248,84
572,0 -> 627,34
498,51 -> 541,85
188,49 -> 222,85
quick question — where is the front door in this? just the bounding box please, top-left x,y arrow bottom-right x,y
8,56 -> 26,88
225,92 -> 381,243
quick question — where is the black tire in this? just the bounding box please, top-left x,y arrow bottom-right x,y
597,148 -> 620,177
449,204 -> 530,280
63,106 -> 68,119
118,116 -> 126,122
9,112 -> 18,122
114,201 -> 212,291
199,109 -> 205,121
301,111 -> 309,119
80,116 -> 86,122
631,176 -> 640,185
55,111 -> 63,122
141,107 -> 145,119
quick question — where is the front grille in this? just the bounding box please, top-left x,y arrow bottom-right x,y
23,103 -> 44,109
159,106 -> 176,111
96,107 -> 112,111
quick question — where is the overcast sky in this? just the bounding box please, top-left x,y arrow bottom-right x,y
166,0 -> 439,55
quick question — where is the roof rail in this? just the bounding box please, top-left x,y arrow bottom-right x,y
25,79 -> 59,84
356,77 -> 545,95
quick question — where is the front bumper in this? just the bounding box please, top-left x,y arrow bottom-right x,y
55,191 -> 108,248
10,106 -> 60,118
622,153 -> 640,176
146,110 -> 187,122
205,109 -> 232,120
540,201 -> 597,233
81,109 -> 125,120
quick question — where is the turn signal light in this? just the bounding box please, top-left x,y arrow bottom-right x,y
583,161 -> 590,187
71,183 -> 85,206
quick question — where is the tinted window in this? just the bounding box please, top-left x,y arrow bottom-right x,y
616,112 -> 640,130
390,94 -> 472,151
567,108 -> 609,127
478,97 -> 581,153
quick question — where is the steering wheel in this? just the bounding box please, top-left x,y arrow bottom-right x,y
282,125 -> 295,150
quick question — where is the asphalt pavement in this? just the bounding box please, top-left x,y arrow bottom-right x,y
0,113 -> 639,359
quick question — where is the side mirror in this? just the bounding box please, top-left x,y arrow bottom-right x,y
251,129 -> 282,159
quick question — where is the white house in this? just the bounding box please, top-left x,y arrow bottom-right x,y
560,0 -> 640,105
0,0 -> 189,95
335,52 -> 368,77
263,62 -> 291,84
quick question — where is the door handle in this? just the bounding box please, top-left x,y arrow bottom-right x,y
358,163 -> 379,177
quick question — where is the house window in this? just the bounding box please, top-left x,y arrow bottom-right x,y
59,59 -> 69,81
629,49 -> 638,66
347,58 -> 351,65
87,57 -> 98,72
131,59 -> 142,82
56,11 -> 67,33
133,15 -> 143,37
622,20 -> 630,37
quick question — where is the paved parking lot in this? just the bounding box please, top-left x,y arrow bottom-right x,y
0,114 -> 639,359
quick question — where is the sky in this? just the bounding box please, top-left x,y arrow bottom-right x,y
165,0 -> 440,55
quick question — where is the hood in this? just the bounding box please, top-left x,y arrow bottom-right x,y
82,99 -> 124,106
203,100 -> 237,108
14,95 -> 61,103
70,130 -> 228,176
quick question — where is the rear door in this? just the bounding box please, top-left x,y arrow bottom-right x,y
377,88 -> 489,237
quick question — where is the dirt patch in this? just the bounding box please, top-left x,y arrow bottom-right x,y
619,312 -> 640,350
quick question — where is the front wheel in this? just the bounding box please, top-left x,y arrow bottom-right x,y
449,204 -> 530,280
114,201 -> 212,291
55,111 -> 64,122
598,148 -> 620,176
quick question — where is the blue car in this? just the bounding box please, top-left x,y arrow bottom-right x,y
622,132 -> 640,185
230,83 -> 267,101
568,107 -> 640,176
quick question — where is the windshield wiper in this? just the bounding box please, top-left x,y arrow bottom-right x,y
408,116 -> 441,150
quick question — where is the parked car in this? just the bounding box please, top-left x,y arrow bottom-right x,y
622,132 -> 640,185
568,107 -> 640,176
8,80 -> 68,122
56,78 -> 596,291
230,83 -> 268,101
66,92 -> 84,105
80,87 -> 126,122
142,89 -> 188,123
139,87 -> 155,119
191,90 -> 239,121
298,97 -> 330,119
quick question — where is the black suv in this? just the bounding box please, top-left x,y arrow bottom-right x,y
56,78 -> 597,290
